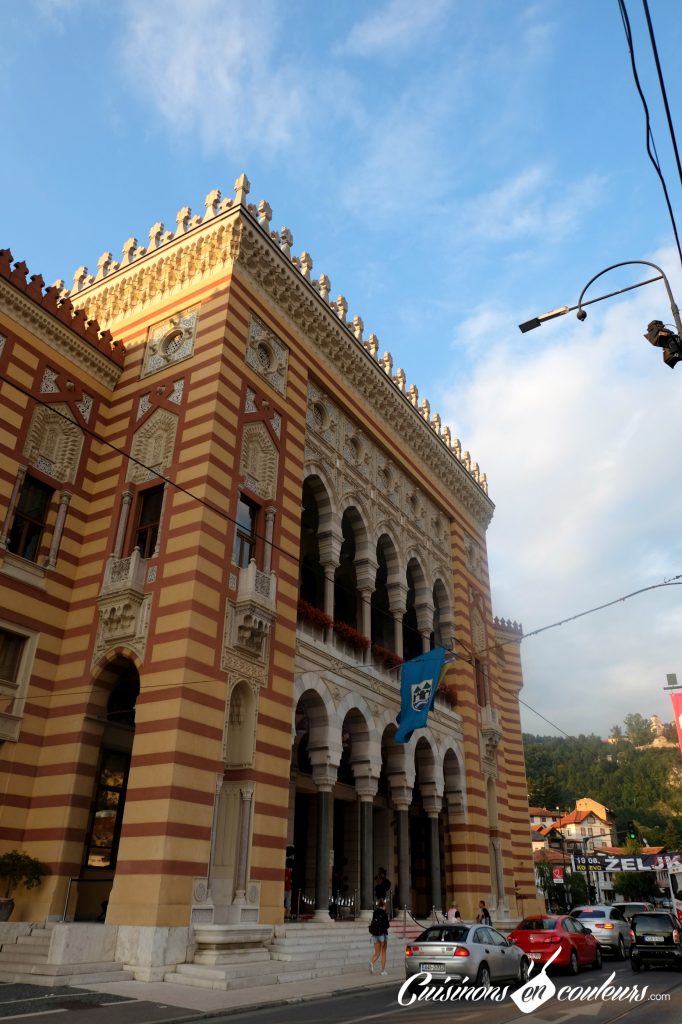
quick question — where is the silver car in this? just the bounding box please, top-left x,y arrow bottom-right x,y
570,905 -> 630,959
404,924 -> 530,987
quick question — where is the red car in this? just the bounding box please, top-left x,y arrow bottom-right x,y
508,915 -> 602,975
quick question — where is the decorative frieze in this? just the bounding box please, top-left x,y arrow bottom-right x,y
142,308 -> 198,378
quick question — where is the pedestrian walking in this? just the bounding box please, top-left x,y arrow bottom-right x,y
445,901 -> 460,922
368,898 -> 390,975
476,899 -> 491,925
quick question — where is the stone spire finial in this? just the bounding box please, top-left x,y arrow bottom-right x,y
175,207 -> 191,235
408,383 -> 419,406
382,351 -> 393,374
95,252 -> 114,282
336,296 -> 348,322
121,237 -> 138,266
442,425 -> 451,446
432,412 -> 441,434
148,222 -> 164,250
279,227 -> 293,256
300,251 -> 313,280
234,173 -> 251,207
204,189 -> 221,219
462,450 -> 471,470
365,333 -> 379,358
72,266 -> 90,292
472,462 -> 480,482
420,398 -> 430,420
480,473 -> 488,493
258,200 -> 272,233
318,275 -> 330,301
352,315 -> 364,340
452,437 -> 461,458
394,368 -> 406,392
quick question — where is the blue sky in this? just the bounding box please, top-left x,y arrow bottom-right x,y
4,0 -> 682,739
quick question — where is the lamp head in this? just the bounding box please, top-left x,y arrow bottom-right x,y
576,308 -> 587,321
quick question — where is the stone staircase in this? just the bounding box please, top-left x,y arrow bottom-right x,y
0,924 -> 133,986
163,919 -> 426,992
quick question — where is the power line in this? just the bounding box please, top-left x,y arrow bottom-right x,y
642,0 -> 682,192
617,0 -> 682,268
3,371 -> 681,738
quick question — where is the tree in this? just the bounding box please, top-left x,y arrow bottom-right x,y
612,871 -> 659,901
610,725 -> 623,741
623,713 -> 654,747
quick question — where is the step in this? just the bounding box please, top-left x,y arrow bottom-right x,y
0,950 -> 49,964
0,967 -> 134,987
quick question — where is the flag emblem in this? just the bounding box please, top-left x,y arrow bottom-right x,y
411,679 -> 433,712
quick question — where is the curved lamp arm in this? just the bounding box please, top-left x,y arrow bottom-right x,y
576,260 -> 682,337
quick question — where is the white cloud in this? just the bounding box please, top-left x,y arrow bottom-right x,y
342,0 -> 452,57
461,164 -> 606,242
442,257 -> 682,736
119,0 -> 306,152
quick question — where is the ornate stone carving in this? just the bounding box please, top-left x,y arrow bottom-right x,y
480,704 -> 502,765
23,403 -> 84,484
245,314 -> 288,397
94,549 -> 151,663
464,532 -> 484,580
239,422 -> 278,501
126,406 -> 178,483
142,308 -> 198,378
225,562 -> 277,662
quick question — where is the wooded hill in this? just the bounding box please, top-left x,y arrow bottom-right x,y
523,723 -> 682,847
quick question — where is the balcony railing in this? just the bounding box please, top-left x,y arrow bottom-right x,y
100,547 -> 147,596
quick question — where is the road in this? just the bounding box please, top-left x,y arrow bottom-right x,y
1,960 -> 681,1024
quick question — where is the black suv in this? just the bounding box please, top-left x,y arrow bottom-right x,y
629,912 -> 682,972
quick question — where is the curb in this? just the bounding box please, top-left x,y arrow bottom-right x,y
146,976 -> 397,1024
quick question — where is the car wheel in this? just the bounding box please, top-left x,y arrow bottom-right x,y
593,947 -> 602,970
518,957 -> 530,985
617,936 -> 626,961
568,950 -> 579,976
476,963 -> 491,988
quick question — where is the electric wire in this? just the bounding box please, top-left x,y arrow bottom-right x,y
1,371 -> 679,739
642,0 -> 682,192
617,0 -> 682,268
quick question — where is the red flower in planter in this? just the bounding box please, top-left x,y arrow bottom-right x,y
297,599 -> 333,630
332,621 -> 371,651
437,683 -> 457,708
371,643 -> 403,670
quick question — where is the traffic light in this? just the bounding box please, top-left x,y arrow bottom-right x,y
626,821 -> 638,842
644,320 -> 682,368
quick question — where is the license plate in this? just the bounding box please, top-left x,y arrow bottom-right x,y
529,952 -> 543,960
644,935 -> 664,943
420,962 -> 446,972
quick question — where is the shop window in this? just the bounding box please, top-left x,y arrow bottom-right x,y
131,485 -> 164,558
233,495 -> 259,568
84,749 -> 131,869
6,475 -> 53,562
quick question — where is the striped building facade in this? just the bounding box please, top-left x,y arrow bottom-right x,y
0,174 -> 541,977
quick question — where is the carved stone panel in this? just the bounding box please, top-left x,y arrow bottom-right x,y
126,407 -> 178,483
246,314 -> 288,396
142,308 -> 198,378
23,403 -> 84,484
239,422 -> 278,500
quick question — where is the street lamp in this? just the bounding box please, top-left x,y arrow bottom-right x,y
518,260 -> 682,369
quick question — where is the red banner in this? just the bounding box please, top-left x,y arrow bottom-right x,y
552,867 -> 564,884
670,692 -> 682,757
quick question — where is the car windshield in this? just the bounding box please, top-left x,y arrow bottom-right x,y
517,918 -> 559,930
573,910 -> 605,919
418,926 -> 470,943
621,905 -> 647,917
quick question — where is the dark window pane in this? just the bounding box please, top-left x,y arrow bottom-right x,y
7,476 -> 53,562
0,630 -> 25,683
233,496 -> 258,568
132,486 -> 163,558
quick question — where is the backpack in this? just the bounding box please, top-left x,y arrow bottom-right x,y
368,913 -> 382,936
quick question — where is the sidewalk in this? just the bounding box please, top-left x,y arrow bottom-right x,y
79,964 -> 397,1021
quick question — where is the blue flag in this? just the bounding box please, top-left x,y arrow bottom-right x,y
394,647 -> 448,743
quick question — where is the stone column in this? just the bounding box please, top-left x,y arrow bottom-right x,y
322,564 -> 336,638
428,814 -> 442,913
387,581 -> 408,660
45,490 -> 72,569
314,784 -> 333,921
263,506 -> 276,572
232,783 -> 254,905
355,774 -> 379,918
395,803 -> 410,914
113,490 -> 133,558
0,465 -> 26,547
